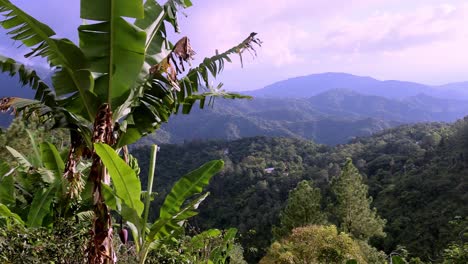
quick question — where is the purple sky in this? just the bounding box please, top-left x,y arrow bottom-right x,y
1,0 -> 467,91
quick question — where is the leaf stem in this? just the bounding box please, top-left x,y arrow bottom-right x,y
142,144 -> 158,242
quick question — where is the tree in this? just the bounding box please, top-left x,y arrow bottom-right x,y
272,180 -> 326,239
331,158 -> 386,241
0,0 -> 260,263
261,225 -> 366,264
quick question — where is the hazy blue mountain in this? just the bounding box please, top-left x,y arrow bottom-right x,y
247,72 -> 468,100
432,81 -> 468,99
309,89 -> 468,122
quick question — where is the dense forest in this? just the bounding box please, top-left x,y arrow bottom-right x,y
131,118 -> 468,262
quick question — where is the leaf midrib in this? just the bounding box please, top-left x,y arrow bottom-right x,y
160,161 -> 221,217
108,0 -> 115,106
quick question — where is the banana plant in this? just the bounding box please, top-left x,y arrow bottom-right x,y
0,142 -> 90,228
94,143 -> 224,263
0,0 -> 260,262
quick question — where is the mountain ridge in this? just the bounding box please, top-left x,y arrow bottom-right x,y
246,72 -> 468,100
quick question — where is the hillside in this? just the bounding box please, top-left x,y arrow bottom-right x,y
131,119 -> 468,262
309,89 -> 468,122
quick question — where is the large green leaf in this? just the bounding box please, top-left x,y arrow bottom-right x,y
79,6 -> 146,109
102,183 -> 143,238
94,143 -> 144,216
102,184 -> 121,212
159,160 -> 223,219
148,192 -> 208,241
40,142 -> 65,176
27,183 -> 57,227
0,203 -> 24,226
0,160 -> 15,206
147,161 -> 223,241
80,0 -> 144,20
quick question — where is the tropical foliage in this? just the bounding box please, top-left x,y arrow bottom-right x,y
0,140 -> 89,228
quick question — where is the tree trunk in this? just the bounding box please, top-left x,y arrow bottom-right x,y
87,104 -> 116,264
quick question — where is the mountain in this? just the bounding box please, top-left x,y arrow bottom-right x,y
247,72 -> 468,100
134,90 -> 468,146
309,89 -> 468,122
430,81 -> 468,99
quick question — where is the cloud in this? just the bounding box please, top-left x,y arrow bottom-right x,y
181,1 -> 468,66
321,3 -> 465,54
178,0 -> 324,67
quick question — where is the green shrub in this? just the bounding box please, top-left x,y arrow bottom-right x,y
260,225 -> 367,264
0,221 -> 89,264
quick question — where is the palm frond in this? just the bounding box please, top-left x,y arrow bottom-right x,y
184,32 -> 262,89
0,0 -> 54,48
0,55 -> 54,103
0,1 -> 85,69
0,0 -> 95,120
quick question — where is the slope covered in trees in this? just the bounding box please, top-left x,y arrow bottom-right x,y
132,119 -> 468,262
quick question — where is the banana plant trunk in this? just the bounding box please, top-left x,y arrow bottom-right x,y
87,104 -> 116,264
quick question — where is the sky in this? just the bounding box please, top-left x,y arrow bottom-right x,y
1,0 -> 468,91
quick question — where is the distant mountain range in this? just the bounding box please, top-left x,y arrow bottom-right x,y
247,72 -> 468,100
308,89 -> 468,122
3,72 -> 468,145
